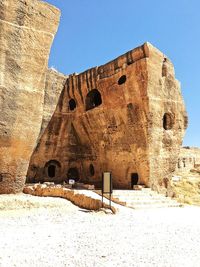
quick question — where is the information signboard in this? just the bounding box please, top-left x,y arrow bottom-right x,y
102,172 -> 112,208
102,172 -> 112,194
69,179 -> 75,185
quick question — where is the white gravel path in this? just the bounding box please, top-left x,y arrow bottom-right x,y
0,194 -> 200,267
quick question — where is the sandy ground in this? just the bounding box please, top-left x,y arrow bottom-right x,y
0,194 -> 200,267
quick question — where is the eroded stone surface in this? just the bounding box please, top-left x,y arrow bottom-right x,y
23,184 -> 115,212
0,0 -> 188,194
176,147 -> 200,173
38,68 -> 67,139
27,42 -> 187,194
0,0 -> 60,193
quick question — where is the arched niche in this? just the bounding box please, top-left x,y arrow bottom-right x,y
44,160 -> 61,179
85,89 -> 102,111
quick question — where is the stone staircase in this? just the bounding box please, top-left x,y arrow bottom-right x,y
111,188 -> 182,209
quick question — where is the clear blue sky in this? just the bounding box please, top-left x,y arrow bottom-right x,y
45,0 -> 200,147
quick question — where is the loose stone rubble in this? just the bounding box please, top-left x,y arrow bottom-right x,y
23,183 -> 116,213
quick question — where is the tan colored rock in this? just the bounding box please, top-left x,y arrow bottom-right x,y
23,184 -> 115,212
133,185 -> 143,190
0,0 -> 60,193
176,147 -> 200,173
0,1 -> 188,195
27,42 -> 187,194
38,69 -> 67,138
26,68 -> 67,183
146,45 -> 188,194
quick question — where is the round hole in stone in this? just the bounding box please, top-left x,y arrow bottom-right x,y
89,164 -> 95,176
118,75 -> 126,85
69,98 -> 76,111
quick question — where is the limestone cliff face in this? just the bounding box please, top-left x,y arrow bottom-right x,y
0,0 -> 60,193
146,43 -> 188,194
26,69 -> 67,183
38,69 -> 67,138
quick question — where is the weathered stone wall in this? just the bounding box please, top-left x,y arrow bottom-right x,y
27,44 -> 150,188
0,0 -> 60,193
37,68 -> 67,139
176,147 -> 200,173
146,44 -> 188,194
26,69 -> 67,183
27,42 -> 187,192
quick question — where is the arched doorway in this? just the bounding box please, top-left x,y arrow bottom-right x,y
48,165 -> 56,178
131,173 -> 139,187
44,160 -> 61,180
67,167 -> 79,182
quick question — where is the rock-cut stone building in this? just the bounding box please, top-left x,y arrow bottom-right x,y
27,43 -> 188,193
0,0 -> 188,194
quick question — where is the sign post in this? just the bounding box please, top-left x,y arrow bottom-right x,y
69,179 -> 75,188
102,172 -> 112,208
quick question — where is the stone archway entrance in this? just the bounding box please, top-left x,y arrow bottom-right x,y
44,160 -> 61,181
48,165 -> 56,178
131,173 -> 139,188
67,167 -> 79,182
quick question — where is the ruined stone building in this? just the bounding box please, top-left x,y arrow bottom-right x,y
176,147 -> 200,173
26,42 -> 188,193
0,0 -> 188,194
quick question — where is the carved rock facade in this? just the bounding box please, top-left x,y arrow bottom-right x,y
27,42 -> 188,193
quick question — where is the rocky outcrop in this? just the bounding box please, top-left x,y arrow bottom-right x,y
23,184 -> 115,212
26,69 -> 67,183
0,0 -> 60,193
27,42 -> 187,194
